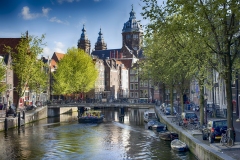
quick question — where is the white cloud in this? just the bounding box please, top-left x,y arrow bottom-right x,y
57,0 -> 80,4
42,42 -> 66,58
43,47 -> 53,58
94,0 -> 101,2
42,7 -> 51,16
49,17 -> 69,25
21,6 -> 51,20
54,41 -> 65,53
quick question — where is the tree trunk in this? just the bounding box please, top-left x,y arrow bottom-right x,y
225,56 -> 234,141
170,84 -> 174,115
199,79 -> 205,126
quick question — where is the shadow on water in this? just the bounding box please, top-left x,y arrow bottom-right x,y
0,108 -> 197,160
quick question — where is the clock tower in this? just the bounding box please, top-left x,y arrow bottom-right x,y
122,5 -> 143,58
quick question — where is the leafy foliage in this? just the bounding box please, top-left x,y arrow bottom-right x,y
4,33 -> 47,108
52,47 -> 98,95
141,0 -> 240,130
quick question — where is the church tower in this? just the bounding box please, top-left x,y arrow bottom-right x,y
95,28 -> 107,50
122,5 -> 143,58
77,25 -> 91,54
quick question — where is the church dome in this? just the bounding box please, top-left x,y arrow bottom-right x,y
122,5 -> 143,33
97,28 -> 104,43
80,24 -> 88,41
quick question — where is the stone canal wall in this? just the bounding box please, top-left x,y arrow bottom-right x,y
0,106 -> 48,131
0,106 -> 79,131
154,106 -> 234,160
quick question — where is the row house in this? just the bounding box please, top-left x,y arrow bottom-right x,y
0,37 -> 50,108
0,38 -> 21,108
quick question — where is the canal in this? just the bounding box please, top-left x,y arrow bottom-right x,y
0,107 -> 197,160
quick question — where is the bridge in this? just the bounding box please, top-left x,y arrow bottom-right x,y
48,102 -> 155,109
47,103 -> 155,117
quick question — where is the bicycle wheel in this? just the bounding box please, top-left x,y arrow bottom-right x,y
227,138 -> 233,147
188,124 -> 194,130
220,136 -> 226,146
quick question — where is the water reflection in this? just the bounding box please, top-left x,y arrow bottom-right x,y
0,108 -> 197,160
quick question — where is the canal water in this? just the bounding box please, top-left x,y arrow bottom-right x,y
0,108 -> 197,160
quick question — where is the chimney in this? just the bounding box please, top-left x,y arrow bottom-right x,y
116,50 -> 118,59
110,51 -> 111,58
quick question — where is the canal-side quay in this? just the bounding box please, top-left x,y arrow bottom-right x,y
0,104 -> 239,160
0,103 -> 153,131
154,106 -> 240,160
0,106 -> 79,131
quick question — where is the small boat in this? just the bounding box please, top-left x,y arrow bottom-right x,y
171,139 -> 187,152
159,131 -> 178,141
147,120 -> 167,132
78,111 -> 104,123
143,110 -> 158,122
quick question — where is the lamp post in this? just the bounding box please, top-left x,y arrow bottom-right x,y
204,93 -> 208,125
177,95 -> 180,113
6,90 -> 10,117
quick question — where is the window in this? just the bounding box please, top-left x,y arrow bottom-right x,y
135,76 -> 138,82
140,90 -> 144,97
130,92 -> 134,98
140,80 -> 143,87
126,35 -> 131,39
133,34 -> 138,39
135,92 -> 138,98
134,84 -> 138,90
130,69 -> 137,74
130,83 -> 134,90
130,76 -> 135,82
144,80 -> 148,87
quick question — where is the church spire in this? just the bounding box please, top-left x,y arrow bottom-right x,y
95,28 -> 107,50
80,24 -> 88,41
78,24 -> 91,54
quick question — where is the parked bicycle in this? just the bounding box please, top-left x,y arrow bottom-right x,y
220,128 -> 234,147
171,113 -> 180,123
182,118 -> 195,130
192,122 -> 203,131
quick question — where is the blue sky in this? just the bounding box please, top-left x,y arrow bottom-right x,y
0,0 -> 154,58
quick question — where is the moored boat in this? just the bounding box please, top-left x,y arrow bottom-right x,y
171,139 -> 187,152
78,111 -> 104,123
159,131 -> 178,141
143,110 -> 158,122
147,120 -> 167,132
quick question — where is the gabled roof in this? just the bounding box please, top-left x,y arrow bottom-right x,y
117,59 -> 134,69
50,52 -> 65,70
55,52 -> 65,61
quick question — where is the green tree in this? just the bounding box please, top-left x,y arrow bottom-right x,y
4,33 -> 47,109
141,0 -> 240,138
52,47 -> 98,96
0,58 -> 7,93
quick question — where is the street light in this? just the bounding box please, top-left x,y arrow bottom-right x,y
177,95 -> 180,113
5,90 -> 10,117
204,93 -> 208,125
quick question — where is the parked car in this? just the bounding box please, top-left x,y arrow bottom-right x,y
181,112 -> 198,124
202,119 -> 235,143
147,120 -> 167,131
164,106 -> 177,115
